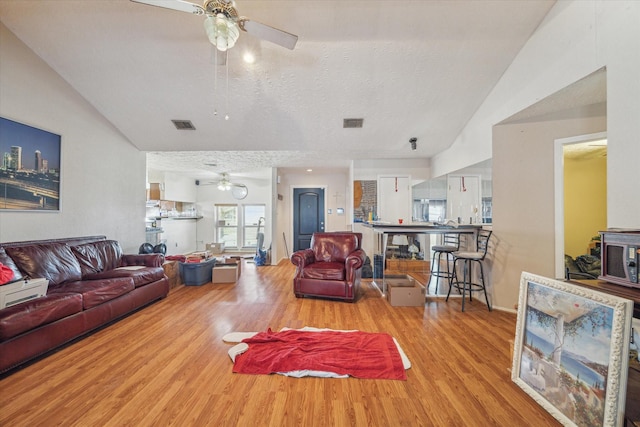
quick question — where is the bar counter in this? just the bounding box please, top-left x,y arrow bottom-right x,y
359,222 -> 487,296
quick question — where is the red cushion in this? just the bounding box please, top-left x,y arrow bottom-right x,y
0,293 -> 83,341
0,247 -> 23,282
302,262 -> 345,281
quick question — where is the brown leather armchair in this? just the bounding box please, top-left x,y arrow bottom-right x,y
290,232 -> 366,302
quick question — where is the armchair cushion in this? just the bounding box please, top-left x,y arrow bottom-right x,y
312,233 -> 359,263
302,261 -> 346,281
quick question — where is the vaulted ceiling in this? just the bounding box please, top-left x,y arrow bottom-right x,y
0,0 -> 556,179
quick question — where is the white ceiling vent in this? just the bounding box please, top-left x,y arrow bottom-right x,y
171,120 -> 196,130
343,118 -> 364,128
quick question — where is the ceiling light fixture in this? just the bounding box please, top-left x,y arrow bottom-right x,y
204,13 -> 240,52
217,173 -> 232,191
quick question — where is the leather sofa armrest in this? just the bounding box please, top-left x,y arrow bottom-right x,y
290,249 -> 314,267
120,254 -> 165,268
346,249 -> 366,271
345,249 -> 367,284
290,249 -> 315,277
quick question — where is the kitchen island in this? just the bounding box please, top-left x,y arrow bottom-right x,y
359,222 -> 485,297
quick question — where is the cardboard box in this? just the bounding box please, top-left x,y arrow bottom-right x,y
206,242 -> 225,254
212,264 -> 239,284
189,250 -> 213,260
219,258 -> 241,277
386,275 -> 425,306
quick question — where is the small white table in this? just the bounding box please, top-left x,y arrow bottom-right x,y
0,278 -> 49,308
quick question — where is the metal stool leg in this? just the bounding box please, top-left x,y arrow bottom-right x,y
431,250 -> 455,296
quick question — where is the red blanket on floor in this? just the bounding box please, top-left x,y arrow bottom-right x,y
233,329 -> 407,380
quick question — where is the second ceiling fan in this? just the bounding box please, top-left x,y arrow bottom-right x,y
130,0 -> 298,52
200,173 -> 248,200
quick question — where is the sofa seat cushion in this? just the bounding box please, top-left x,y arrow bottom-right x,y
83,266 -> 165,288
5,243 -> 82,285
0,293 -> 83,341
48,278 -> 134,309
302,262 -> 345,281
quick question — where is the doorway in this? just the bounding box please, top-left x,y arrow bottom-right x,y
292,187 -> 325,251
554,132 -> 607,278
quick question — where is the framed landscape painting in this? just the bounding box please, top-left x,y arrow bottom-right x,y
512,272 -> 633,427
0,117 -> 61,211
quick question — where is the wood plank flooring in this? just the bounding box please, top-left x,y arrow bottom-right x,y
0,260 -> 560,426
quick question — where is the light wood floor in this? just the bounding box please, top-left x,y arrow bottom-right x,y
0,260 -> 560,426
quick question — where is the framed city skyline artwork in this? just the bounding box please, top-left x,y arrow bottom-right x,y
0,117 -> 61,211
512,272 -> 633,427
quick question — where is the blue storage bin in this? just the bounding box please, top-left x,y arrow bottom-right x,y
179,258 -> 217,286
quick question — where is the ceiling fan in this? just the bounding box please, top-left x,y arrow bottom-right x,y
199,173 -> 248,199
130,0 -> 298,52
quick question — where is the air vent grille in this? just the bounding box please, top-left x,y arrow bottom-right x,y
343,118 -> 364,128
171,120 -> 196,130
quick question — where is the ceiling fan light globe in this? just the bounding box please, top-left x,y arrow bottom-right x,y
204,14 -> 239,52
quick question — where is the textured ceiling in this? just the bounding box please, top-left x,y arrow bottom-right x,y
0,0 -> 556,180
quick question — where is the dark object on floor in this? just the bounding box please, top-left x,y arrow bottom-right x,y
361,256 -> 373,279
139,243 -> 154,254
153,243 -> 167,255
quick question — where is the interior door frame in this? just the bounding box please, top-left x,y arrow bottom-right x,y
553,131 -> 607,279
290,184 -> 327,250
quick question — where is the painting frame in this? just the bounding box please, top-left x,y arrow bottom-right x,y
0,116 -> 61,211
512,272 -> 633,427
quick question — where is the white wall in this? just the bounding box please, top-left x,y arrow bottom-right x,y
492,115 -> 606,310
433,0 -> 639,227
146,171 -> 197,203
353,158 -> 431,183
0,23 -> 146,253
431,0 -> 640,310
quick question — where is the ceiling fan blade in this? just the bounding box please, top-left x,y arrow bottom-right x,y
130,0 -> 205,15
240,19 -> 298,50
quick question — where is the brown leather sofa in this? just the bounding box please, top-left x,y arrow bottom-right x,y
0,235 -> 169,375
290,232 -> 366,302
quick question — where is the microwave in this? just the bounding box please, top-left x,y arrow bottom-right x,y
599,229 -> 640,289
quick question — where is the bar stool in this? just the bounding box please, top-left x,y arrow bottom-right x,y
447,229 -> 492,312
429,233 -> 460,295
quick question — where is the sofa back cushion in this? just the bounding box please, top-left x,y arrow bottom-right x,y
311,233 -> 360,263
5,243 -> 82,285
71,240 -> 123,276
0,247 -> 23,282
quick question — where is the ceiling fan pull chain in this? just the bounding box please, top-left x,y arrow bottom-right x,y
213,47 -> 218,116
225,55 -> 230,120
